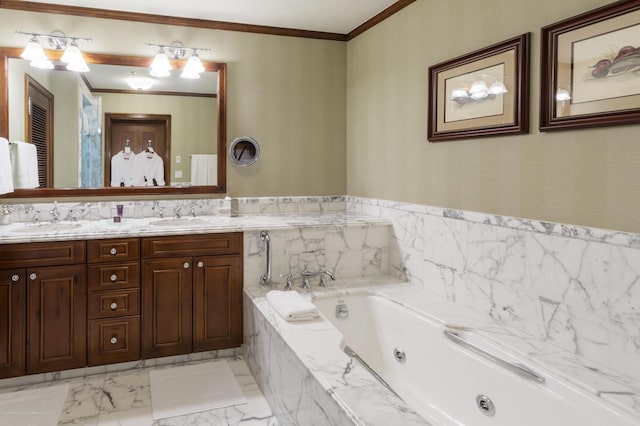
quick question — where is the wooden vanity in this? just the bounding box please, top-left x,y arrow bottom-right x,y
0,232 -> 243,378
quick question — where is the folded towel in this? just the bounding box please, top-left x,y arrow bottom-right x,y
9,141 -> 39,188
0,138 -> 14,195
266,290 -> 319,322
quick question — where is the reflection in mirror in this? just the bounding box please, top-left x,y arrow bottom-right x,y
0,47 -> 226,197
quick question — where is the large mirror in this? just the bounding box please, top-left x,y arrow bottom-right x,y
0,47 -> 226,197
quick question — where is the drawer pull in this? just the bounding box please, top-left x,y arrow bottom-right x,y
110,274 -> 118,282
11,274 -> 20,282
29,273 -> 37,281
110,336 -> 118,344
109,248 -> 118,255
110,302 -> 118,310
184,262 -> 190,269
197,261 -> 204,268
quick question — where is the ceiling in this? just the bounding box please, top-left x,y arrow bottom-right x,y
26,0 -> 400,35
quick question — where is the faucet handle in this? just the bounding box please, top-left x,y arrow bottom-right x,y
173,205 -> 182,218
33,210 -> 40,223
284,273 -> 293,290
189,206 -> 196,217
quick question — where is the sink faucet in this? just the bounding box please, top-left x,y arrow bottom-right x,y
32,210 -> 40,224
189,206 -> 196,217
301,265 -> 336,289
50,202 -> 60,224
173,205 -> 182,219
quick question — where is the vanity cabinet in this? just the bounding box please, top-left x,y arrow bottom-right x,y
86,238 -> 141,366
141,233 -> 243,359
0,241 -> 86,377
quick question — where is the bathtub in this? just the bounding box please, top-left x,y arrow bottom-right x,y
313,292 -> 637,426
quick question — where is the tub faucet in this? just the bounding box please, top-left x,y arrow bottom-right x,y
301,265 -> 336,288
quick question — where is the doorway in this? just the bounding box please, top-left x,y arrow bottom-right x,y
26,75 -> 54,188
104,114 -> 171,187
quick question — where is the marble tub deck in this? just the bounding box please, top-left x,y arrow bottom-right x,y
0,356 -> 276,425
244,278 -> 640,425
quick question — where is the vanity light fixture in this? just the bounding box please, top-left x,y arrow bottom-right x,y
147,42 -> 210,79
451,79 -> 508,105
555,89 -> 571,101
16,30 -> 91,72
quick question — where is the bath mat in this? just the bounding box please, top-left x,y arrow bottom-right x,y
0,383 -> 69,426
149,360 -> 247,420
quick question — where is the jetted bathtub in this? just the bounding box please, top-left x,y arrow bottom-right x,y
313,292 -> 637,426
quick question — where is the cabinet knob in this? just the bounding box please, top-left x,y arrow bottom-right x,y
197,261 -> 204,268
183,262 -> 190,269
11,274 -> 20,282
110,336 -> 118,344
109,247 -> 118,255
110,302 -> 118,310
29,273 -> 37,281
110,274 -> 118,282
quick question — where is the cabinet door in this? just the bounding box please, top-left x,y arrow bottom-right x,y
193,255 -> 243,352
141,258 -> 193,358
0,269 -> 26,378
27,264 -> 86,374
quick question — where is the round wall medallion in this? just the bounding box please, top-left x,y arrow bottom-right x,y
229,136 -> 260,166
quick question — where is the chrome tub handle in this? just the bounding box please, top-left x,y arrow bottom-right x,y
444,330 -> 545,384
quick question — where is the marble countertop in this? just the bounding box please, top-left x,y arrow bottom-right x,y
245,279 -> 640,424
0,212 -> 391,243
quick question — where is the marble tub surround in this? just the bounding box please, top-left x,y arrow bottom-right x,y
347,196 -> 640,385
244,281 -> 640,424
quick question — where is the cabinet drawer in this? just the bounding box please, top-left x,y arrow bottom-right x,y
0,240 -> 85,269
87,262 -> 140,291
88,289 -> 140,319
142,233 -> 242,259
87,316 -> 140,366
87,238 -> 140,263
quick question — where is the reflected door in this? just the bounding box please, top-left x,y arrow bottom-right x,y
105,114 -> 171,187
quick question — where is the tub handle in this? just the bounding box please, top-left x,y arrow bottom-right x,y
444,330 -> 545,384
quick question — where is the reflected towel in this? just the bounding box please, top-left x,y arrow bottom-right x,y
9,141 -> 39,188
191,154 -> 217,185
0,138 -> 14,195
266,290 -> 319,322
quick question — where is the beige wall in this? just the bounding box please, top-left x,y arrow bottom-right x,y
0,9 -> 347,197
346,0 -> 640,233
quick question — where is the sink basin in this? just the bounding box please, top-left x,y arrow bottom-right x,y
12,222 -> 83,233
148,217 -> 212,227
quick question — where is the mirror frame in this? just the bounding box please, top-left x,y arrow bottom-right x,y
0,47 -> 226,197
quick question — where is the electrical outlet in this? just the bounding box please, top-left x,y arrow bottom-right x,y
174,170 -> 182,178
176,155 -> 181,164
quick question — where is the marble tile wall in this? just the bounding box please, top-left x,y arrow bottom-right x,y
347,196 -> 640,382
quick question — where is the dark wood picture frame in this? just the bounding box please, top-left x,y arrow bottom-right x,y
540,0 -> 640,131
428,33 -> 530,142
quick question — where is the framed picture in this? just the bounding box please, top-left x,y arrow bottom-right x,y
540,0 -> 640,131
428,33 -> 530,142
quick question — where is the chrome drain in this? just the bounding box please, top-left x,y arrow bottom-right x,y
476,395 -> 495,416
393,347 -> 406,363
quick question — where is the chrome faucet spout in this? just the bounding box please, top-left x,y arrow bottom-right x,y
50,201 -> 60,224
300,266 -> 336,288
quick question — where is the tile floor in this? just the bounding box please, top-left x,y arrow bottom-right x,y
0,356 -> 278,426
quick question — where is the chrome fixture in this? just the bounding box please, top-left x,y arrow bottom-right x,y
146,42 -> 210,79
393,347 -> 407,363
189,206 -> 197,218
32,210 -> 40,224
260,231 -> 271,285
0,205 -> 12,226
50,201 -> 60,224
284,273 -> 294,290
444,330 -> 545,383
301,265 -> 335,289
173,205 -> 182,219
343,345 -> 403,400
16,30 -> 91,71
335,301 -> 349,319
476,395 -> 496,416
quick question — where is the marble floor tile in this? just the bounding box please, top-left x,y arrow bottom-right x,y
0,357 -> 277,426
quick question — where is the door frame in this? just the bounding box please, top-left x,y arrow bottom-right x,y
104,113 -> 171,187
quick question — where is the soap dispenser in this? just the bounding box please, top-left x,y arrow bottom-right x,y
0,205 -> 12,225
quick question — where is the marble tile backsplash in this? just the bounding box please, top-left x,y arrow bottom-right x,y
347,196 -> 640,382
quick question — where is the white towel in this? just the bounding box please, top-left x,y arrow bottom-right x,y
0,138 -> 14,195
191,154 -> 217,185
266,290 -> 319,322
9,141 -> 39,188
